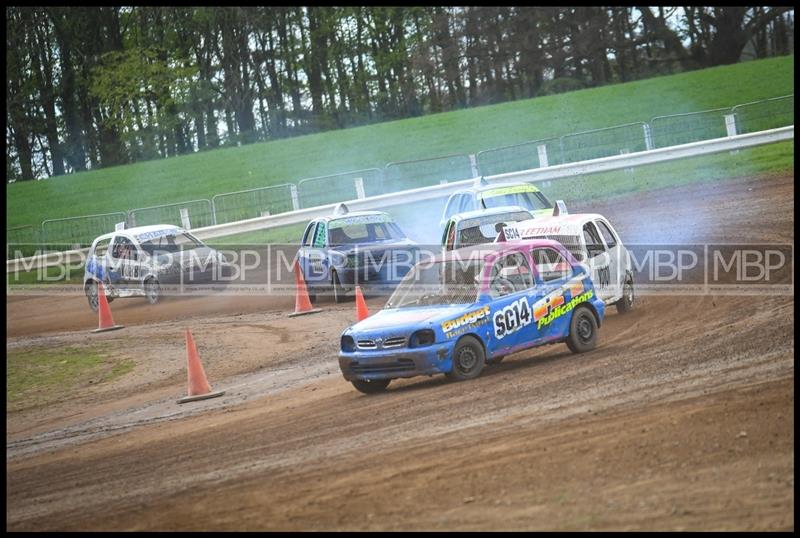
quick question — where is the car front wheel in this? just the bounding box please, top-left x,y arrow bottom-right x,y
351,378 -> 390,394
447,335 -> 485,381
145,278 -> 161,305
615,276 -> 634,314
86,281 -> 99,312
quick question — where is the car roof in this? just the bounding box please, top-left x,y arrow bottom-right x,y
434,238 -> 568,264
93,224 -> 185,243
449,205 -> 532,223
452,181 -> 542,196
317,210 -> 391,223
512,213 -> 609,237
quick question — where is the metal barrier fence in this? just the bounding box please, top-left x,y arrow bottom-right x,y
41,212 -> 128,247
297,168 -> 384,208
128,200 -> 215,230
560,122 -> 651,163
733,94 -> 795,134
9,93 -> 793,257
384,154 -> 475,192
476,137 -> 562,176
7,225 -> 38,245
212,184 -> 296,224
650,108 -> 731,148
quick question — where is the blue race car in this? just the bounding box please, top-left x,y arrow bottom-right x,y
297,204 -> 419,302
338,239 -> 605,393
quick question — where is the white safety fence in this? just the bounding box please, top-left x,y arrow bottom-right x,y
8,125 -> 793,274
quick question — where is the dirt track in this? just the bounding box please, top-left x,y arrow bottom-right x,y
6,173 -> 795,530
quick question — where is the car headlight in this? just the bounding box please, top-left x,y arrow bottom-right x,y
341,335 -> 356,352
409,329 -> 435,348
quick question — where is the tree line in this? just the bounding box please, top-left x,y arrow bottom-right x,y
6,6 -> 794,181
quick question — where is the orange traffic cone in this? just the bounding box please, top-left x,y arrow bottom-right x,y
288,261 -> 322,317
92,281 -> 124,333
355,285 -> 370,321
177,328 -> 225,404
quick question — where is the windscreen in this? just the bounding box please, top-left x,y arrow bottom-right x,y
386,258 -> 483,308
139,231 -> 205,255
328,217 -> 405,246
457,211 -> 533,247
481,186 -> 552,211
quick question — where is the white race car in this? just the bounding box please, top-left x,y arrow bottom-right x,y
503,211 -> 634,313
83,224 -> 231,311
441,206 -> 533,251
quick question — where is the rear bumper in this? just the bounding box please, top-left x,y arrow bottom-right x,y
338,342 -> 455,381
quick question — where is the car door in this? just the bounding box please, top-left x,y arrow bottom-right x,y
530,245 -> 580,342
108,234 -> 137,290
594,218 -> 623,300
298,221 -> 321,286
582,221 -> 613,302
485,251 -> 537,357
307,220 -> 330,286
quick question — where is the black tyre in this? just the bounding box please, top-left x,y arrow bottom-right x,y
351,378 -> 391,394
144,277 -> 161,305
86,280 -> 99,313
447,335 -> 486,381
332,271 -> 346,304
615,276 -> 634,314
566,306 -> 598,354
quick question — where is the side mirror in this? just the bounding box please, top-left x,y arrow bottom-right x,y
553,200 -> 568,216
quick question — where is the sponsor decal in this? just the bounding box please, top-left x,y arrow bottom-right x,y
136,229 -> 179,242
569,279 -> 585,298
493,297 -> 532,339
533,292 -> 565,322
503,226 -> 520,240
329,214 -> 391,229
535,290 -> 595,329
442,305 -> 491,337
479,184 -> 538,198
519,225 -> 563,237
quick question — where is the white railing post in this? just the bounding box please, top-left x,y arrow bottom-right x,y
725,114 -> 739,154
353,177 -> 366,199
643,123 -> 654,151
290,184 -> 300,211
180,208 -> 191,230
469,154 -> 479,177
537,144 -> 549,168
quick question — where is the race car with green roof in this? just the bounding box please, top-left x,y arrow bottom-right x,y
338,239 -> 605,394
441,205 -> 533,251
439,177 -> 554,228
83,224 -> 231,311
297,204 -> 419,302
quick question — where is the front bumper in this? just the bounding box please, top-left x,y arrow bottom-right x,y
339,342 -> 455,381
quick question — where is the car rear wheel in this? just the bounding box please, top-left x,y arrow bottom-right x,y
145,277 -> 160,305
615,276 -> 634,314
447,335 -> 485,381
86,281 -> 99,313
332,271 -> 346,303
566,306 -> 598,354
351,378 -> 390,394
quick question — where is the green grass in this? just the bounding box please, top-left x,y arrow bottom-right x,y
6,346 -> 136,412
6,55 -> 794,233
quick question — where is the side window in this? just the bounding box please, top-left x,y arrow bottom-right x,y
302,222 -> 317,247
531,247 -> 573,282
489,252 -> 533,298
596,220 -> 617,248
443,220 -> 456,250
94,238 -> 112,258
582,222 -> 605,258
313,221 -> 327,248
111,236 -> 135,260
461,195 -> 475,212
444,195 -> 463,219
